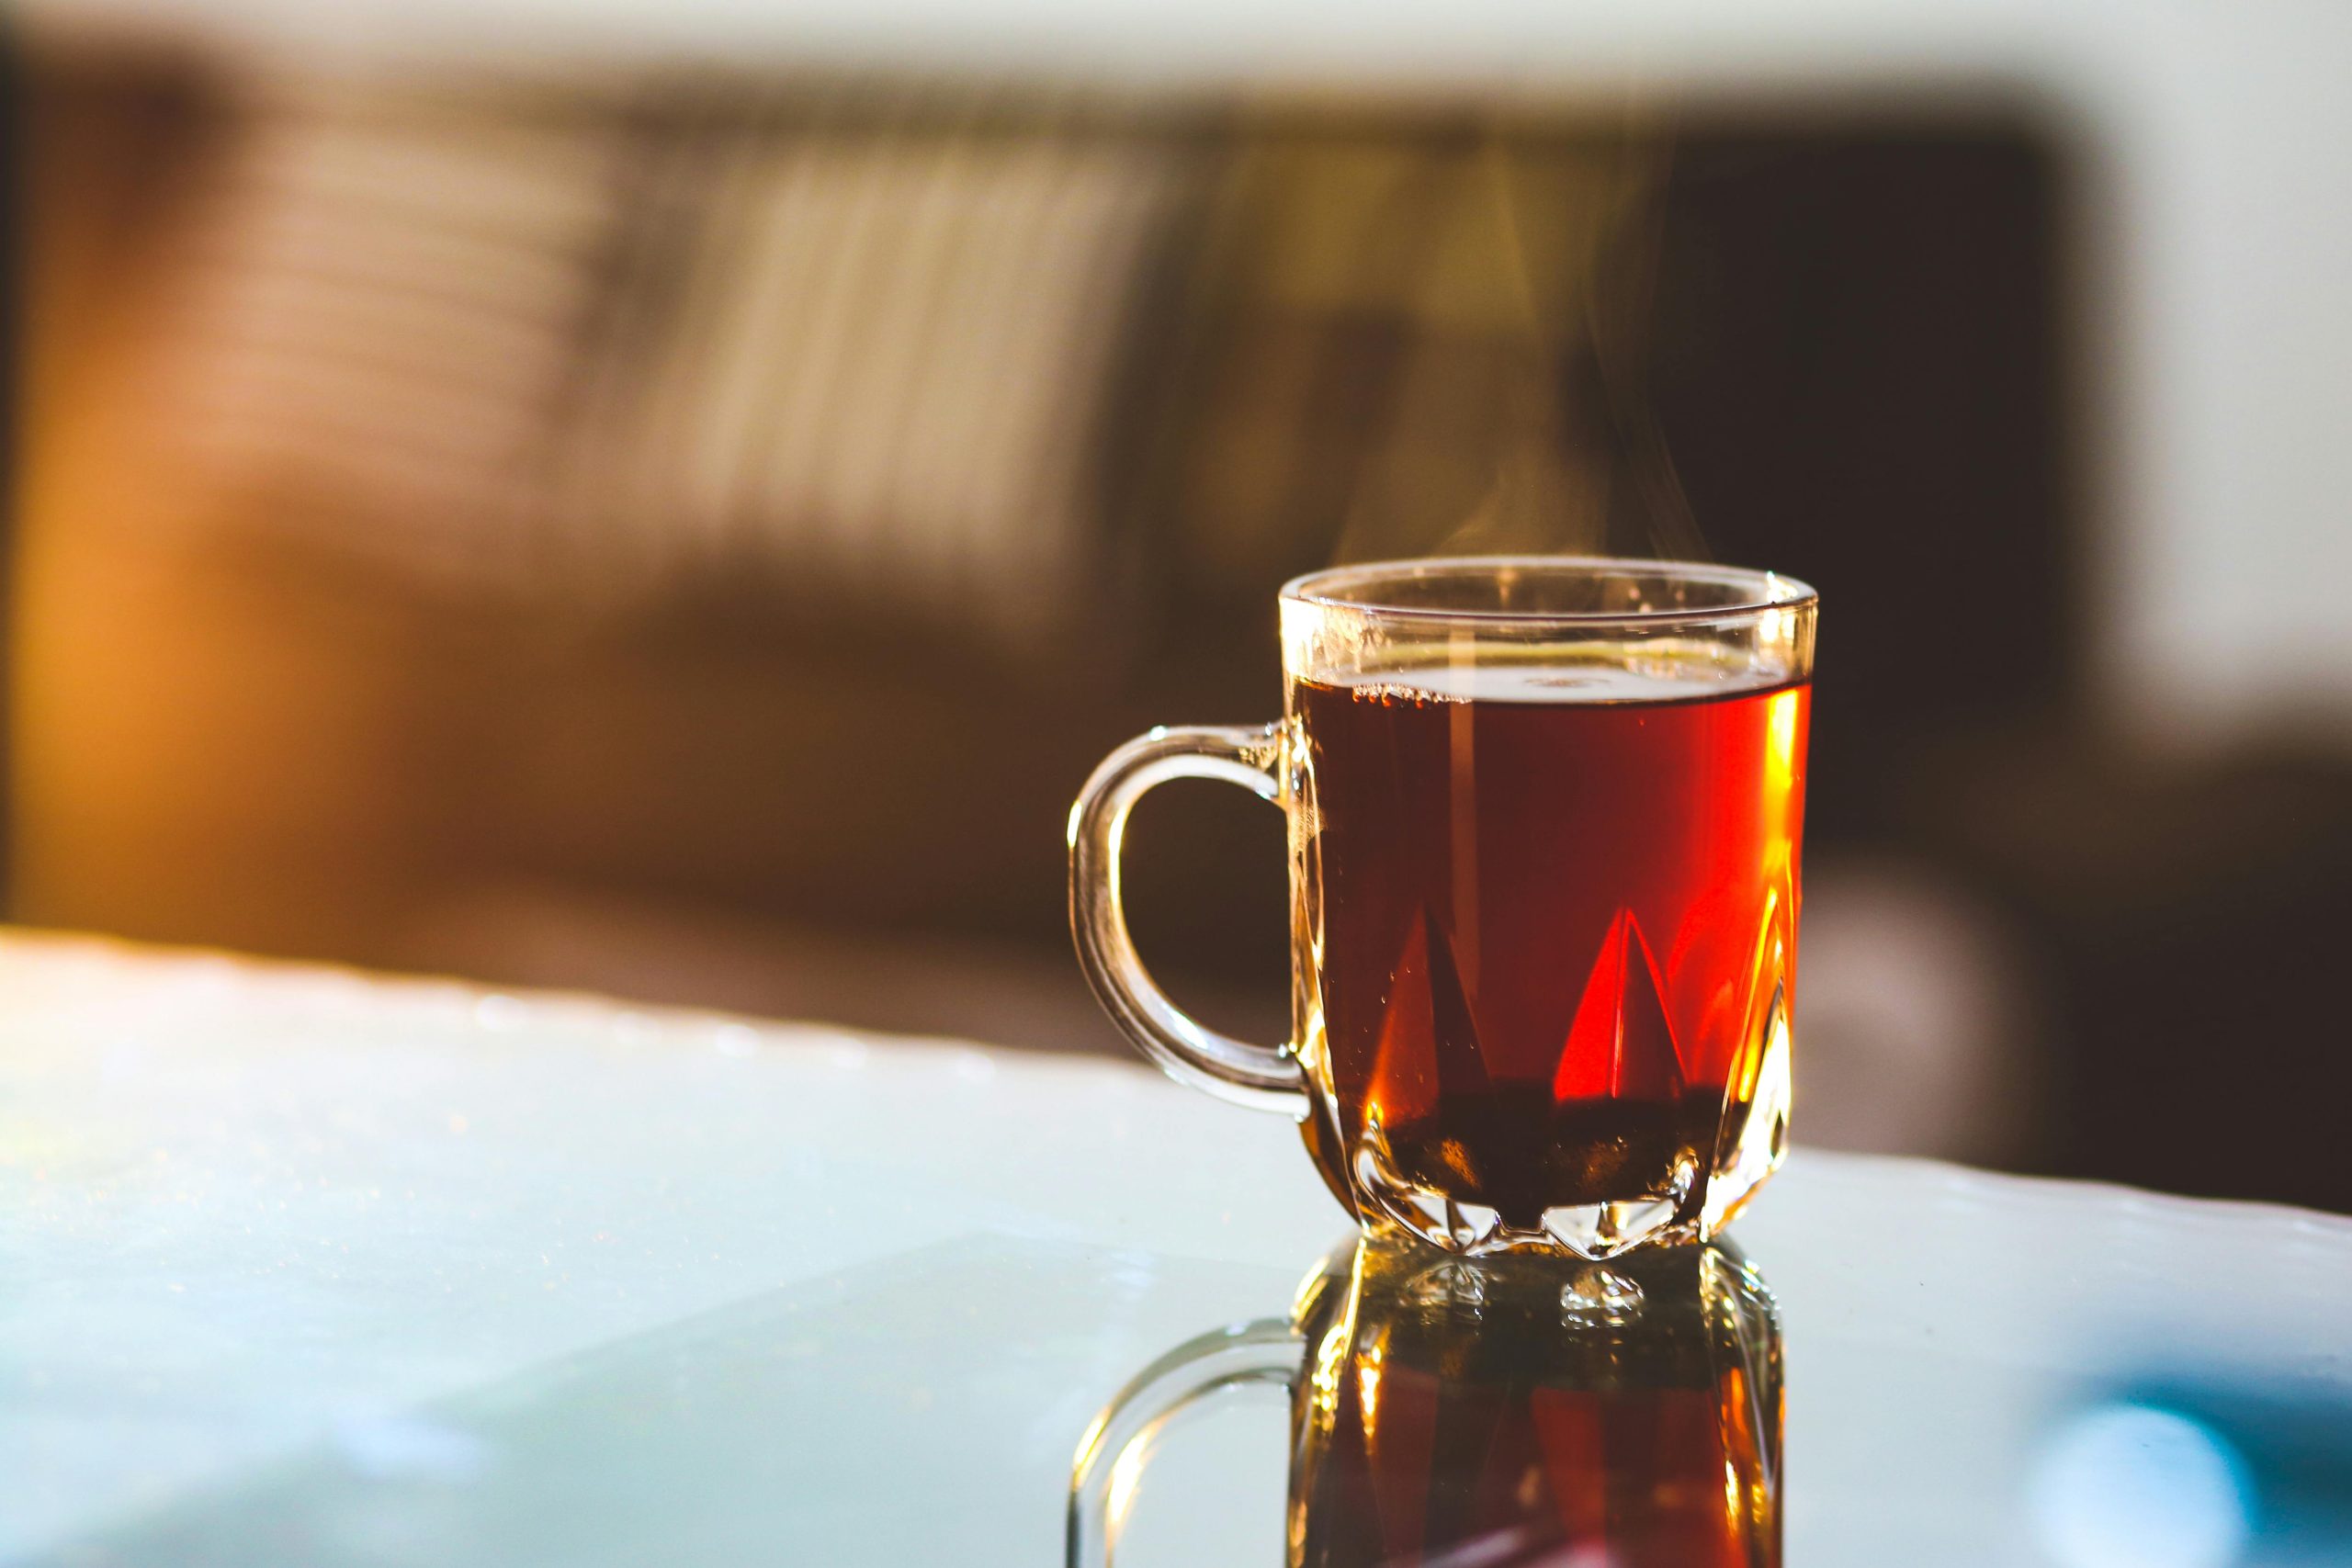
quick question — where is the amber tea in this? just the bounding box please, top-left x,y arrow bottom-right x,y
1295,665 -> 1808,1255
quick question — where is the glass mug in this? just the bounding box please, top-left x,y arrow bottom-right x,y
1067,1233 -> 1784,1568
1070,558 -> 1816,1258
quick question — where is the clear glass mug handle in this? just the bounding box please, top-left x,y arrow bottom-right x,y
1068,724 -> 1308,1114
1065,1318 -> 1302,1567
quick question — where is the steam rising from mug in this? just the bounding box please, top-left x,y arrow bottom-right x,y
1325,129 -> 1709,570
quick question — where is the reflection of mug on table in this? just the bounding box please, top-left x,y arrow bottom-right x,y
1072,558 -> 1815,1258
1069,1231 -> 1783,1568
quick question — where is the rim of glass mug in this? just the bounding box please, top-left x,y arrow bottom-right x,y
1281,555 -> 1817,630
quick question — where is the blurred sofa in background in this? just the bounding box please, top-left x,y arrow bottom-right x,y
13,39 -> 2351,1207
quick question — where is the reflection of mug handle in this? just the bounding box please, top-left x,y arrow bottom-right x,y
1066,1317 -> 1303,1567
1069,724 -> 1307,1113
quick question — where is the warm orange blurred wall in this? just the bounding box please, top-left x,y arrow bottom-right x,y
8,52 -> 1674,1034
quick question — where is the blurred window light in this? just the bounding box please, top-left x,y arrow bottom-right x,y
2029,1403 -> 2255,1568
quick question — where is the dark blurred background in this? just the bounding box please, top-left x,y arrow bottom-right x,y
8,4 -> 2352,1212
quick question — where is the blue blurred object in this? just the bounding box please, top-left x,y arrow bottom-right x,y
2032,1383 -> 2352,1568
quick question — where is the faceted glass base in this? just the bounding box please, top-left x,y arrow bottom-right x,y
1339,975 -> 1792,1261
1353,1122 -> 1709,1259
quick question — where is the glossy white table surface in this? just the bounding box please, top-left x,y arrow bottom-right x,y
1,934 -> 2346,1566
